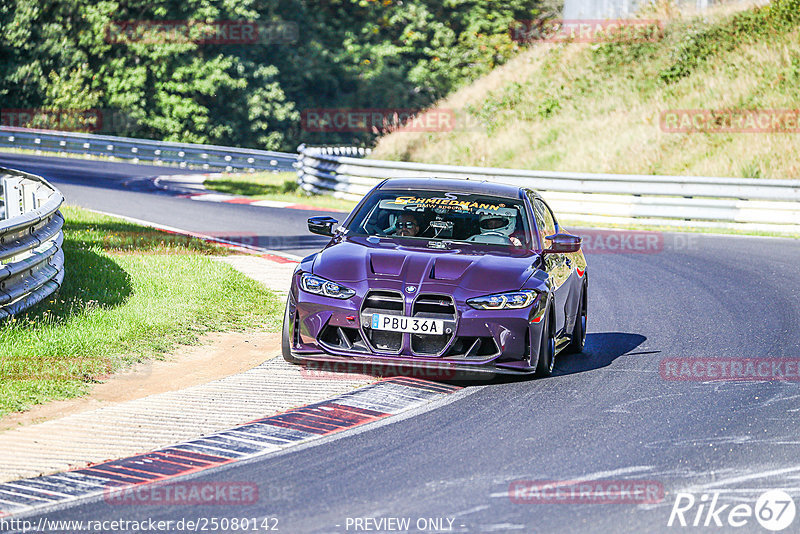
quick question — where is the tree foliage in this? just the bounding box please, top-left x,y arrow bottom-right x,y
1,0 -> 552,150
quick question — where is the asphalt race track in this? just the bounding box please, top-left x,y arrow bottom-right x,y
3,153 -> 800,533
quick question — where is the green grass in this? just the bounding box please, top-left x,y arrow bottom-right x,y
204,172 -> 356,212
0,206 -> 283,417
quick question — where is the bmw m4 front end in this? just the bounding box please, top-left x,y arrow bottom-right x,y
282,178 -> 587,380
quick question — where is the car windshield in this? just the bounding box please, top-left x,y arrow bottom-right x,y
346,189 -> 531,248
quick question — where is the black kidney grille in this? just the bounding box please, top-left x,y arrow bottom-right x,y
411,294 -> 456,356
362,290 -> 404,352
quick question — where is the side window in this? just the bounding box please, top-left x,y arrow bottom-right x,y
529,193 -> 546,250
534,198 -> 557,249
542,201 -> 557,236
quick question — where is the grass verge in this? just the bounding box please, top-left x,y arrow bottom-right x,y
0,206 -> 283,417
204,172 -> 356,212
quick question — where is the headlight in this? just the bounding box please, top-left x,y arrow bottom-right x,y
300,273 -> 356,299
467,290 -> 538,310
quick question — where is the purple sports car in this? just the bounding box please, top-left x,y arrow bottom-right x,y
282,178 -> 587,378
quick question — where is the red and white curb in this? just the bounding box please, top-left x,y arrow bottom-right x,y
0,377 -> 459,518
153,174 -> 344,213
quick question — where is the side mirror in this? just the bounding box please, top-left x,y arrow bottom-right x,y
544,233 -> 581,254
308,216 -> 339,237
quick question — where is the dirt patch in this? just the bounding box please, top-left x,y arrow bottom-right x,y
0,330 -> 280,432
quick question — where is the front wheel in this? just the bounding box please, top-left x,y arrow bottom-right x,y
534,307 -> 556,377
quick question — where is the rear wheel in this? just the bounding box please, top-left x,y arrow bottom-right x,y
566,283 -> 587,354
534,307 -> 556,377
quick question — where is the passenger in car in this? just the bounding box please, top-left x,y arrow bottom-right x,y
396,212 -> 421,237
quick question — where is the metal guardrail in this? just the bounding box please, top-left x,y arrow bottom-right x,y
297,146 -> 800,234
0,167 -> 65,318
0,126 -> 297,172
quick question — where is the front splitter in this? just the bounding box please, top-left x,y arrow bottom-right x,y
290,351 -> 536,381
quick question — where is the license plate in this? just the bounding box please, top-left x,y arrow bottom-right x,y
371,314 -> 444,335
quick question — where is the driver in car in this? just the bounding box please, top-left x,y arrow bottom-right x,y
478,214 -> 523,247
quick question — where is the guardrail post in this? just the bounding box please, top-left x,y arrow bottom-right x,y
3,177 -> 24,220
21,181 -> 37,213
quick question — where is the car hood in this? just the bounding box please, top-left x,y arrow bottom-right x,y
312,236 -> 540,293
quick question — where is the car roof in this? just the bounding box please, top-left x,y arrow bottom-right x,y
376,177 -> 535,200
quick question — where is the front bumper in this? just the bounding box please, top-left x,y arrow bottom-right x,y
286,276 -> 547,377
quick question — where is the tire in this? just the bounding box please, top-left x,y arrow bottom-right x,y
282,298 -> 301,364
534,306 -> 556,377
566,282 -> 587,354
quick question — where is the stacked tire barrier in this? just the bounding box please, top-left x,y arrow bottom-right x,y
0,168 -> 65,318
296,146 -> 800,234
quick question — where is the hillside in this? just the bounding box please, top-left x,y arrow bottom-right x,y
372,0 -> 800,179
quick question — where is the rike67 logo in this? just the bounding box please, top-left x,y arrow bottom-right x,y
668,490 -> 796,531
